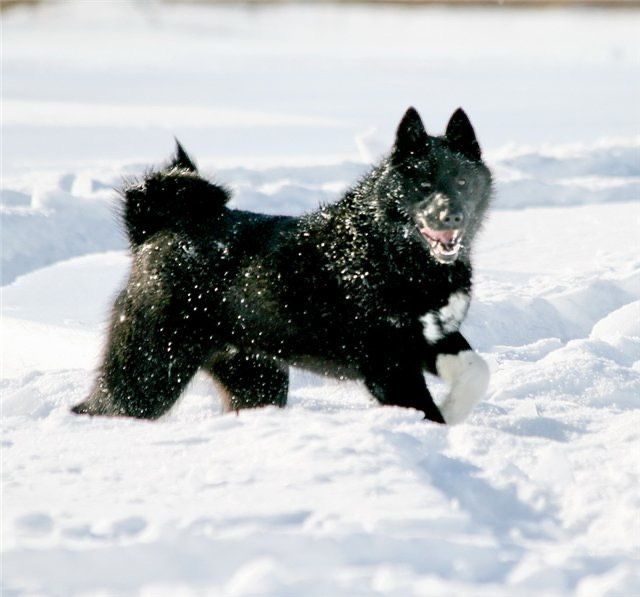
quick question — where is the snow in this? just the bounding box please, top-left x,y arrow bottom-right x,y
2,2 -> 639,595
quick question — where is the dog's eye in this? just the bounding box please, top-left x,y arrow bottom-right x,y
420,182 -> 431,189
457,179 -> 466,187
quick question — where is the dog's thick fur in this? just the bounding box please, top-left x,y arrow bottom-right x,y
72,107 -> 492,424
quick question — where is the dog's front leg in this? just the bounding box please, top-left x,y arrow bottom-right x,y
426,332 -> 490,425
364,358 -> 445,424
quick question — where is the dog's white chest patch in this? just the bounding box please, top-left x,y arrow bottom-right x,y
420,291 -> 470,344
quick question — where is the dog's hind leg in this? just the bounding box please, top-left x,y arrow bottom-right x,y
72,266 -> 216,419
204,350 -> 289,412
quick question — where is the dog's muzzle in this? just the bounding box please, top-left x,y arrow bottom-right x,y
419,225 -> 464,263
416,205 -> 466,264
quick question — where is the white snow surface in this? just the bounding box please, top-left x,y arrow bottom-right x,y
2,3 -> 640,596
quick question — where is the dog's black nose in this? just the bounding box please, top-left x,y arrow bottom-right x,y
440,210 -> 464,228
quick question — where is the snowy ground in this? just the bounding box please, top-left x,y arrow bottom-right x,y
2,2 -> 640,596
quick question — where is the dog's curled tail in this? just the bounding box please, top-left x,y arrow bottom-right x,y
122,141 -> 230,247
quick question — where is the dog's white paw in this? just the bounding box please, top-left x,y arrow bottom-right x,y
436,350 -> 489,425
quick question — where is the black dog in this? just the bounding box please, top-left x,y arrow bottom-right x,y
72,107 -> 491,424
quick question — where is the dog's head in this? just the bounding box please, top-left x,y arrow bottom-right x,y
378,107 -> 492,264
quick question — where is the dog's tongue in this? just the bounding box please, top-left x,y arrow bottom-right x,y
421,228 -> 456,244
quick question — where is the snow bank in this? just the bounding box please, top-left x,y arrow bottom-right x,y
3,200 -> 639,596
3,139 -> 639,285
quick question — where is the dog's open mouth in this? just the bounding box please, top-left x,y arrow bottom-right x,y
419,226 -> 463,263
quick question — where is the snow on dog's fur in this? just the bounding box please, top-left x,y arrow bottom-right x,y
72,107 -> 492,424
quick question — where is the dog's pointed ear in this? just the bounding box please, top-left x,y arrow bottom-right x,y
393,107 -> 428,161
446,108 -> 481,161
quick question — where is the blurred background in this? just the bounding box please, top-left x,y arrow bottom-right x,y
3,0 -> 640,7
2,0 -> 638,171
